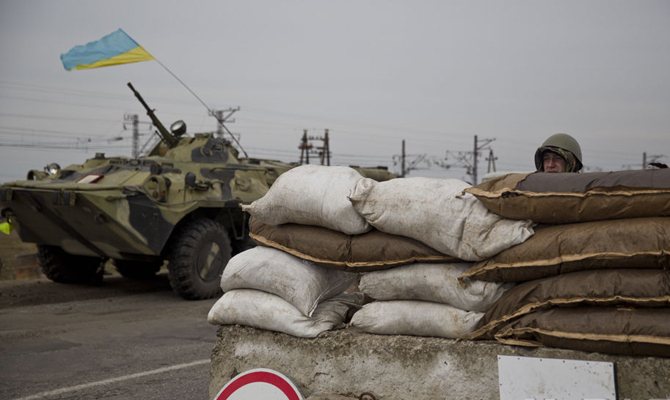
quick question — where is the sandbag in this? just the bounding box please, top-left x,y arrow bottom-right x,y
494,306 -> 670,357
220,246 -> 358,317
460,217 -> 670,283
359,263 -> 513,312
349,300 -> 483,339
242,164 -> 370,235
465,169 -> 670,224
465,269 -> 670,340
348,177 -> 534,261
207,289 -> 365,338
249,217 -> 460,271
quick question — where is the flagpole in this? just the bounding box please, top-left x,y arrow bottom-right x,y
61,29 -> 248,158
152,57 -> 249,158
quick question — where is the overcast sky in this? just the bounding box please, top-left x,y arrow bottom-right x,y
1,0 -> 668,184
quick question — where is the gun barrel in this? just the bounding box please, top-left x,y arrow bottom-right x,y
127,82 -> 179,148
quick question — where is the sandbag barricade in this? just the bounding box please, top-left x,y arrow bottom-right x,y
349,300 -> 483,339
208,290 -> 364,339
249,217 -> 461,272
464,169 -> 670,224
219,246 -> 358,316
457,177 -> 670,358
348,177 -> 534,261
464,269 -> 670,341
242,164 -> 371,235
460,217 -> 670,283
359,263 -> 512,312
208,246 -> 363,338
493,306 -> 670,357
348,263 -> 514,338
237,169 -> 538,339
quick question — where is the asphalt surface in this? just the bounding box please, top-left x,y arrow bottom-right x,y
0,272 -> 220,400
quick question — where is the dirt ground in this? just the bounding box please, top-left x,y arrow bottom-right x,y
0,229 -> 38,280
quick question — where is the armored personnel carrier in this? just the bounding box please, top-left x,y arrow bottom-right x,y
0,83 -> 297,300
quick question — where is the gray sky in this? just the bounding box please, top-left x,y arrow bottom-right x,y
1,0 -> 668,184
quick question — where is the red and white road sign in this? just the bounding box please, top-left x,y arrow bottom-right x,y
214,368 -> 304,400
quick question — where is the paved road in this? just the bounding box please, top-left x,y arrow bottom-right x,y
0,273 -> 219,400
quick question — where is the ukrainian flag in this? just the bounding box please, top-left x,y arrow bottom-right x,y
61,29 -> 154,71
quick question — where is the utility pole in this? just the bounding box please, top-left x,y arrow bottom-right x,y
212,107 -> 239,138
623,152 -> 666,170
124,114 -> 169,158
299,130 -> 312,164
402,140 -> 406,177
472,136 -> 478,184
443,135 -> 495,185
393,139 -> 429,177
486,148 -> 497,173
298,129 -> 330,165
319,129 -> 330,166
642,152 -> 667,169
124,114 -> 139,158
472,135 -> 495,185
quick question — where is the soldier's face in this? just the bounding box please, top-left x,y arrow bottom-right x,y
543,152 -> 567,173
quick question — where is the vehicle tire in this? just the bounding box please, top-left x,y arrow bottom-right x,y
37,244 -> 105,284
167,219 -> 232,300
113,259 -> 163,280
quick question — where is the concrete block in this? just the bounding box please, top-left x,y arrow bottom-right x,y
210,325 -> 670,400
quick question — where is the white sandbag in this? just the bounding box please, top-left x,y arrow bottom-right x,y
359,263 -> 513,312
348,177 -> 534,261
243,165 -> 370,235
349,300 -> 483,338
207,289 -> 365,338
220,246 -> 359,317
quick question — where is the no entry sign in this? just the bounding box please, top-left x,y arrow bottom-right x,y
214,368 -> 304,400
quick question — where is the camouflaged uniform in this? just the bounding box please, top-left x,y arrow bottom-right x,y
534,133 -> 583,173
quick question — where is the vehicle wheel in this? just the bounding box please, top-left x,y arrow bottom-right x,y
167,219 -> 232,300
37,244 -> 105,284
113,259 -> 163,280
232,235 -> 256,256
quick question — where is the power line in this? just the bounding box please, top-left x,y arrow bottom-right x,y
441,135 -> 496,185
0,125 -> 117,140
0,80 -> 212,109
0,113 -> 119,124
1,80 -> 658,173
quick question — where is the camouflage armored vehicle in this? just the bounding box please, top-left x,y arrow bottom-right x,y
0,83 -> 296,300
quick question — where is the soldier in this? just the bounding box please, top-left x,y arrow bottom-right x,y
534,133 -> 583,173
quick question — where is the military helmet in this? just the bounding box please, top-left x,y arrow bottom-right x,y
534,133 -> 583,172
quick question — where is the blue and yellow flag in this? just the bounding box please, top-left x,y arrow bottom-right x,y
61,29 -> 154,71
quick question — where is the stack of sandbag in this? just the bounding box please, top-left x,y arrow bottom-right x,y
459,169 -> 670,357
207,246 -> 363,338
463,169 -> 670,224
242,164 -> 371,236
248,217 -> 461,271
348,176 -> 535,261
244,165 -> 535,266
243,164 -> 463,272
349,263 -> 514,338
241,164 -> 536,339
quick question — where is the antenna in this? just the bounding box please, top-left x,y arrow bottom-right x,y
151,58 -> 249,158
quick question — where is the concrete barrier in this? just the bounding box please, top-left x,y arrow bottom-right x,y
210,325 -> 670,400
